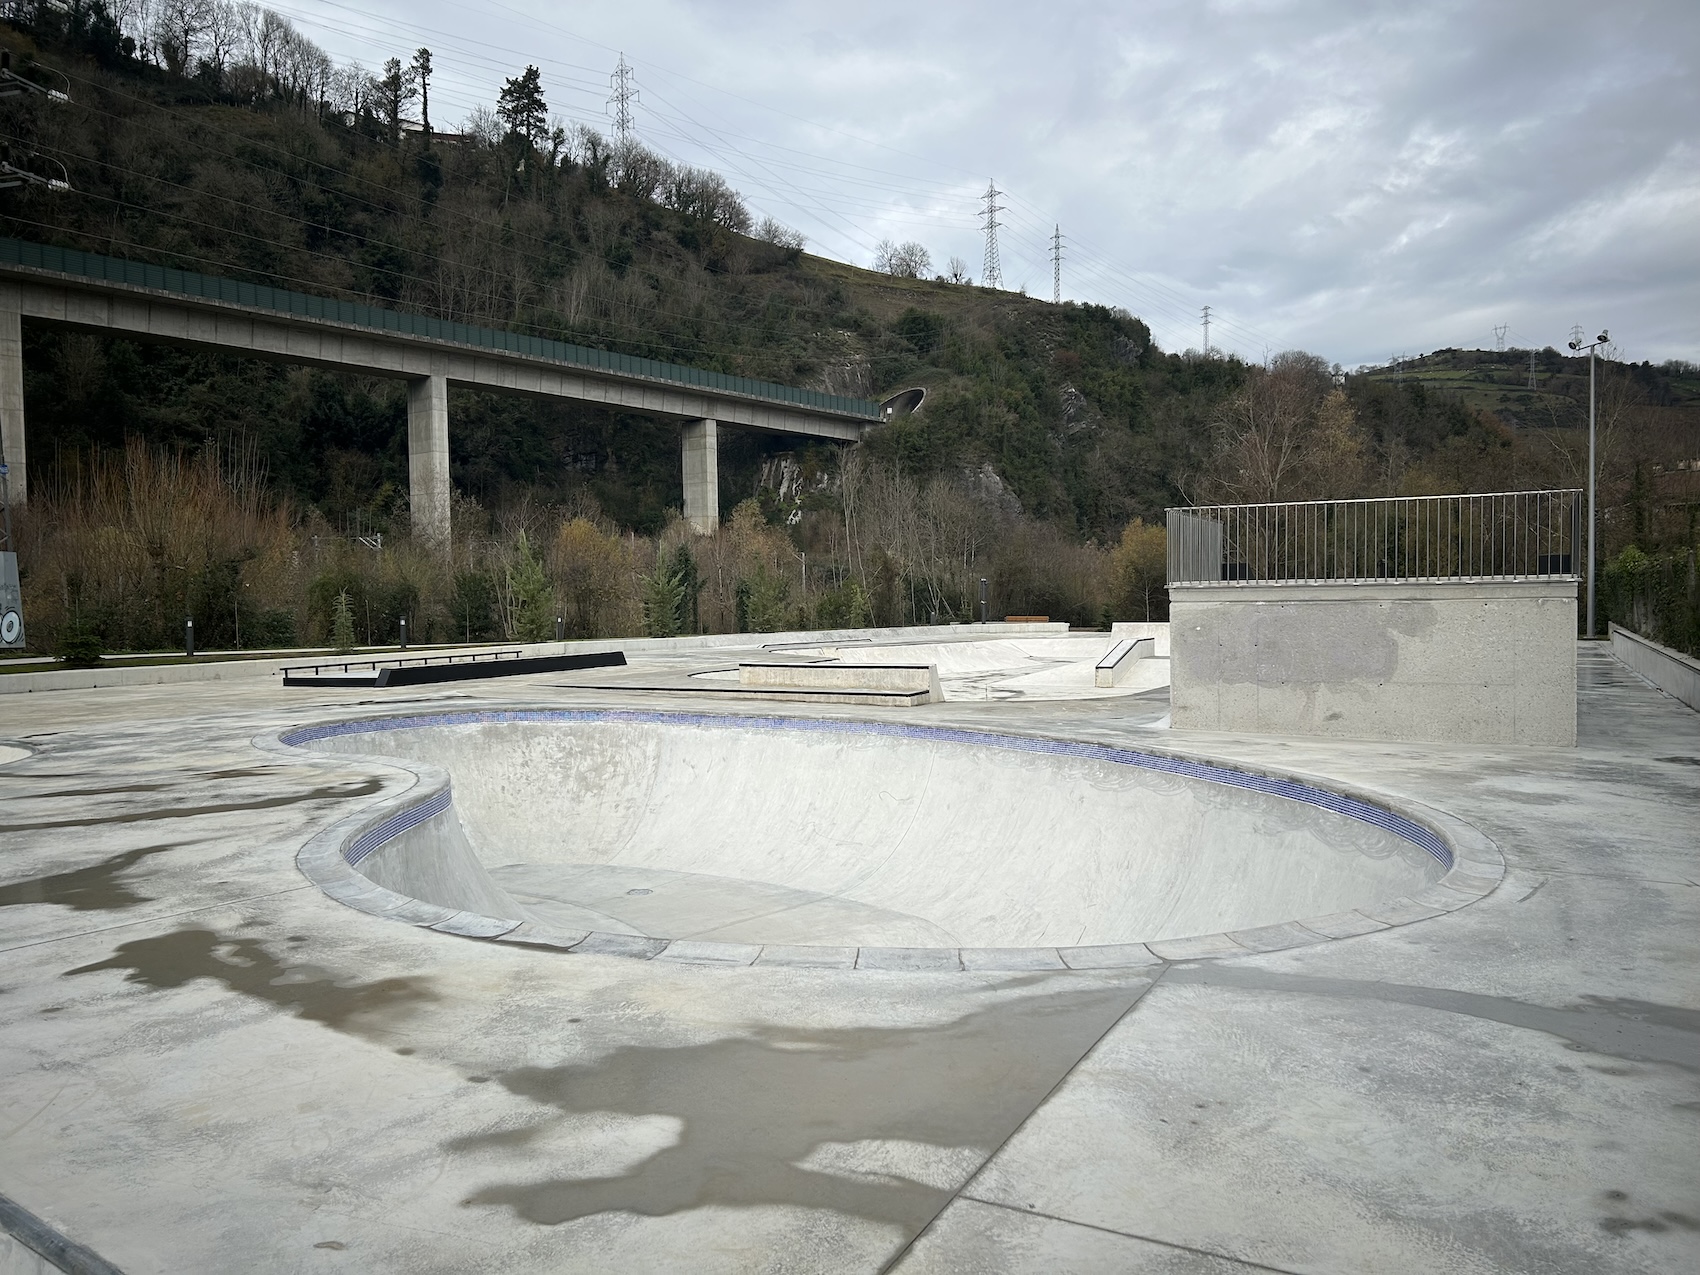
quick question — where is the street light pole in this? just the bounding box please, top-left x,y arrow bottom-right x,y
1567,328 -> 1609,638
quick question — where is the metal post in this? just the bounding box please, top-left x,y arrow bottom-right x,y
978,577 -> 989,624
399,616 -> 408,649
184,617 -> 194,657
1587,344 -> 1597,638
555,615 -> 564,642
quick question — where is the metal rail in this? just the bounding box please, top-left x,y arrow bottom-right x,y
1166,491 -> 1582,585
281,648 -> 523,677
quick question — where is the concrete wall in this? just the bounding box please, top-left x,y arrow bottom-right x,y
1610,624 -> 1700,711
1171,580 -> 1578,746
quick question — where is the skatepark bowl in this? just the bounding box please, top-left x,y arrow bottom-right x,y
279,710 -> 1480,965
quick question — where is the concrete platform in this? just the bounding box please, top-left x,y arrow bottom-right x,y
0,640 -> 1695,1273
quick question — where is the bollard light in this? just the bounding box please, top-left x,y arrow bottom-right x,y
555,615 -> 565,642
399,616 -> 408,650
184,616 -> 194,657
978,577 -> 989,624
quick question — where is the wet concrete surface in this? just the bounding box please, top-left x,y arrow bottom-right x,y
0,642 -> 1694,1272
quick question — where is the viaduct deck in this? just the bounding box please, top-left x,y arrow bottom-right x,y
0,238 -> 881,537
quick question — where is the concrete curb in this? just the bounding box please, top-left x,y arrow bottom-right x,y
1610,623 -> 1700,711
258,706 -> 1504,972
0,1191 -> 127,1275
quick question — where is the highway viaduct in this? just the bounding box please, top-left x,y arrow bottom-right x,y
0,238 -> 882,540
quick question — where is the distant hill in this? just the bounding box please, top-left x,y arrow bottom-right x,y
1355,347 -> 1700,433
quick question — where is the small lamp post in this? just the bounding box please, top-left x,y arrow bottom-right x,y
184,616 -> 194,657
978,577 -> 989,624
1566,328 -> 1609,638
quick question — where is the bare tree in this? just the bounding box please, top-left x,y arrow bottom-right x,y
1197,352 -> 1368,503
202,0 -> 244,77
755,217 -> 806,253
874,239 -> 932,279
153,0 -> 213,77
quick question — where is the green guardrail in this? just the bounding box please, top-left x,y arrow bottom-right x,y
0,237 -> 882,421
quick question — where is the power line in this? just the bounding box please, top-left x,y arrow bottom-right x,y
980,180 -> 1004,291
1493,323 -> 1507,352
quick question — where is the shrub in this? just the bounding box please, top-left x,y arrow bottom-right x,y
1603,545 -> 1699,656
814,578 -> 872,630
56,619 -> 105,668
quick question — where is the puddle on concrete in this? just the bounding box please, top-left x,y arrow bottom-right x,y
27,782 -> 171,798
63,928 -> 435,1034
0,843 -> 182,911
452,978 -> 1151,1231
1169,967 -> 1700,1071
9,778 -> 383,832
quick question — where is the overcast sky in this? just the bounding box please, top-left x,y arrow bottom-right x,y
278,0 -> 1698,367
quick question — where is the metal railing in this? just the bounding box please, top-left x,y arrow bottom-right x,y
1166,491 -> 1582,585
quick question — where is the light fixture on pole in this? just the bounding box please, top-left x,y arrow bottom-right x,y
1566,328 -> 1610,639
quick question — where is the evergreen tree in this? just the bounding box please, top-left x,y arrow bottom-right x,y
331,590 -> 357,653
497,65 -> 548,152
411,48 -> 433,136
641,561 -> 685,638
504,532 -> 554,642
668,543 -> 702,633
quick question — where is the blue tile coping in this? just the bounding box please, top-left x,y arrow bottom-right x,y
266,708 -> 1505,970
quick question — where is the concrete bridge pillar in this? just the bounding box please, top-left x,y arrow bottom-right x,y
681,417 -> 719,534
407,374 -> 451,548
0,282 -> 24,508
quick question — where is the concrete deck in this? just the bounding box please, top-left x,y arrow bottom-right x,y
0,642 -> 1695,1273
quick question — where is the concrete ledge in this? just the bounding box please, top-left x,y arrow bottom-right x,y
739,660 -> 941,702
1611,624 -> 1700,712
